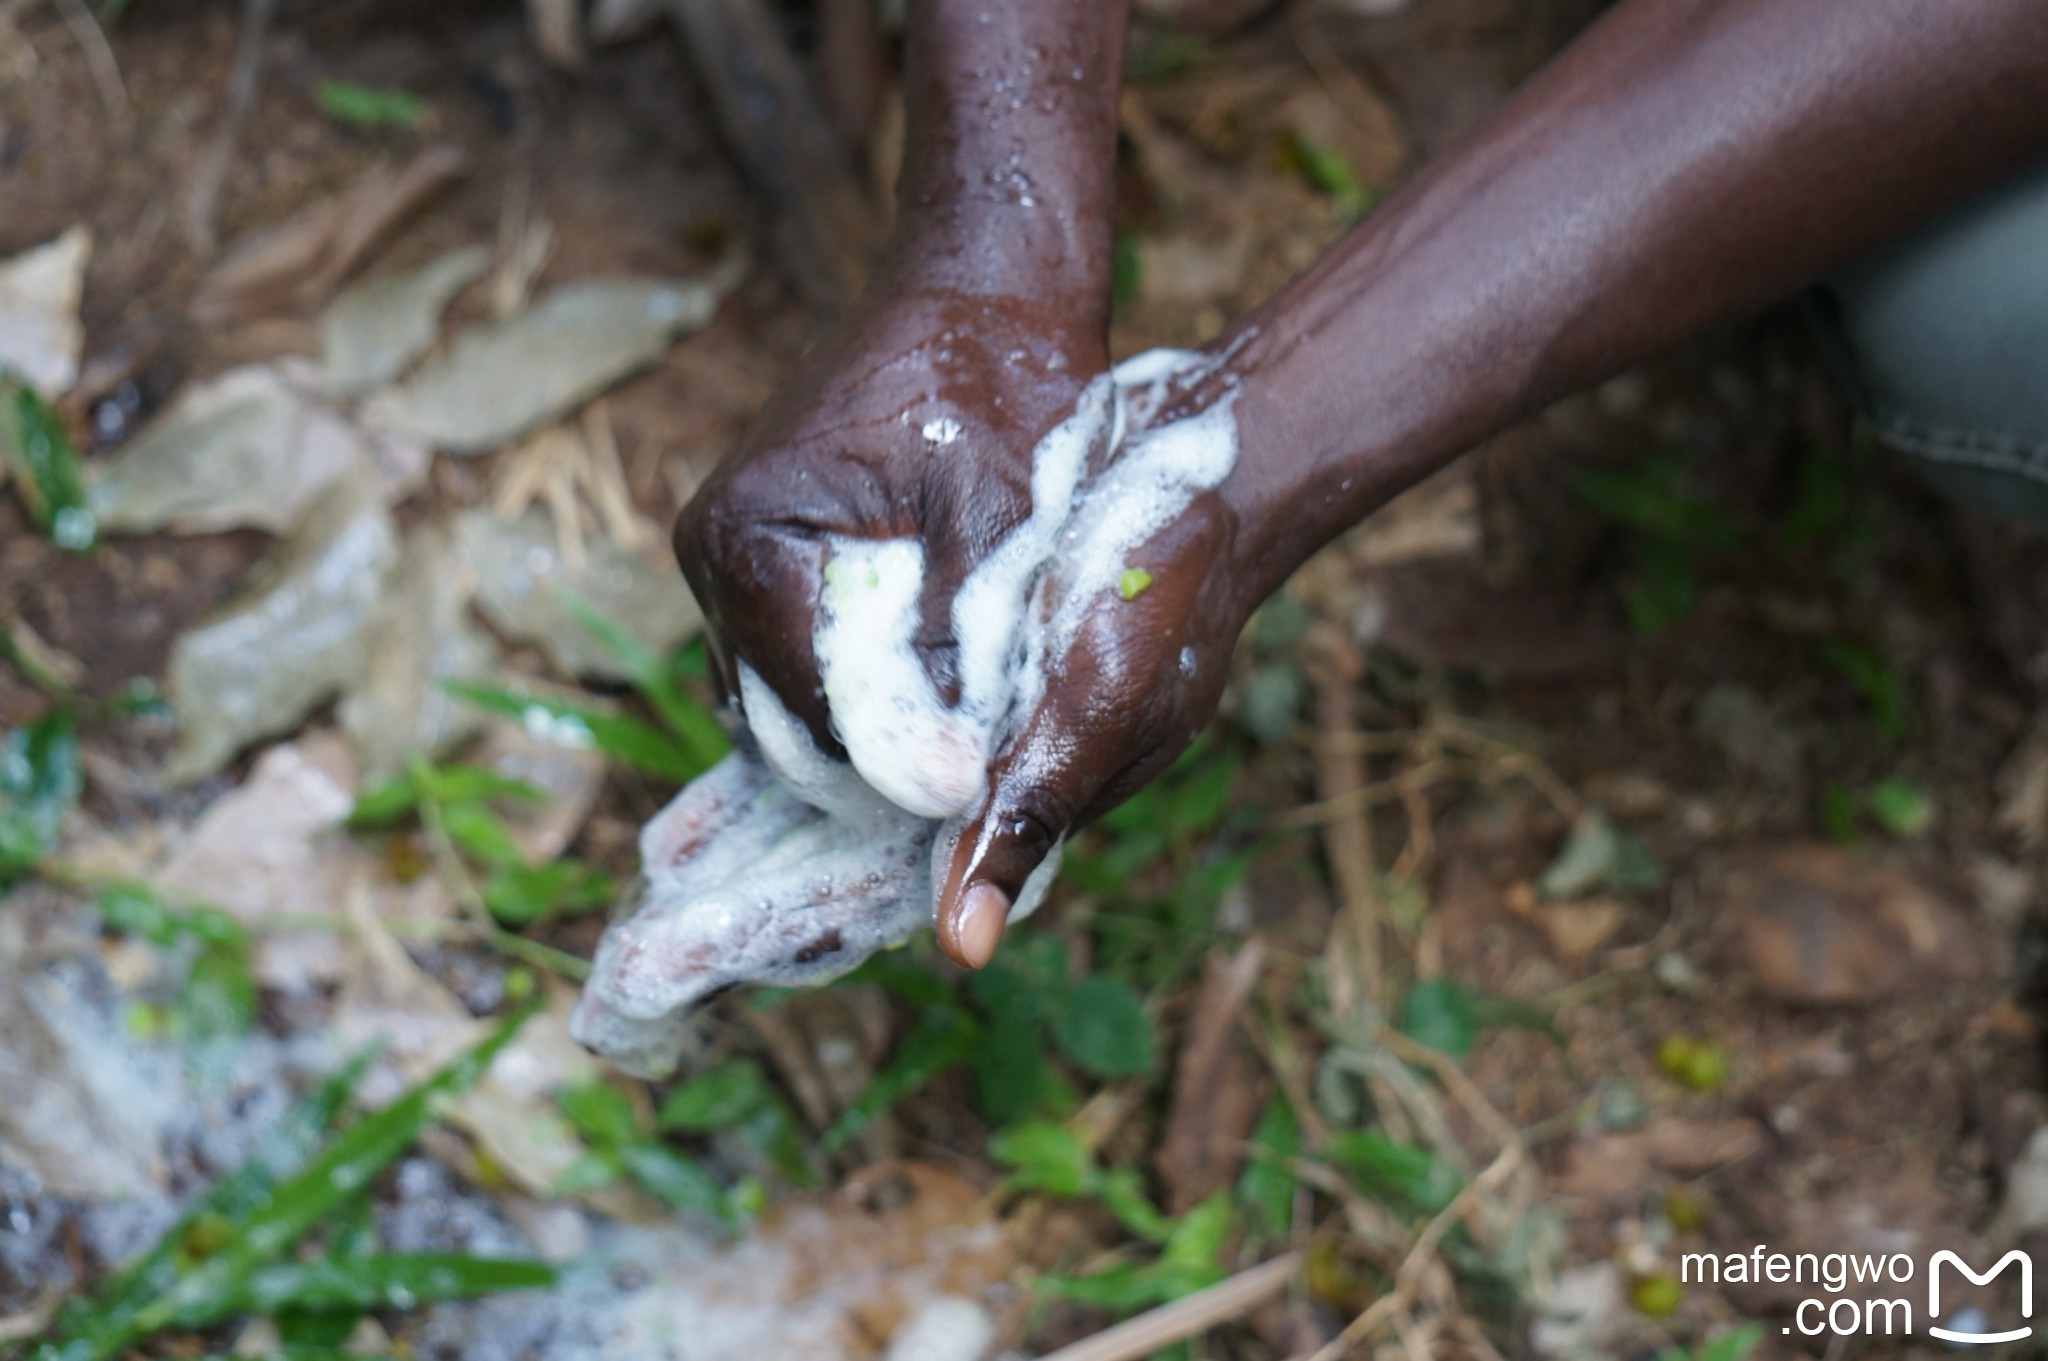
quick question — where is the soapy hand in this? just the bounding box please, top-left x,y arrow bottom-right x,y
930,356 -> 1255,967
572,351 -> 1256,1074
675,285 -> 1108,817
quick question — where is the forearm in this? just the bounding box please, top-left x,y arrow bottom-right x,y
1219,0 -> 2048,594
881,0 -> 1131,317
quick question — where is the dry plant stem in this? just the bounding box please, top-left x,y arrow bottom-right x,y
1038,1252 -> 1303,1361
1274,759 -> 1456,832
184,0 -> 274,250
1284,1 -> 1404,166
1245,1004 -> 1334,1150
414,795 -> 593,980
1375,1025 -> 1525,1157
1311,662 -> 1381,1015
53,0 -> 128,130
1296,1142 -> 1522,1361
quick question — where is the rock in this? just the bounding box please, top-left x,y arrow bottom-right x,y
163,480 -> 399,783
337,522 -> 498,786
1715,844 -> 1984,1005
318,245 -> 491,398
453,507 -> 701,682
88,365 -> 427,536
150,735 -> 451,989
0,226 -> 90,396
1530,1261 -> 1627,1359
373,272 -> 734,454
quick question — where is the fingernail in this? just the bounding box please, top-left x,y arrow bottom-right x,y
945,881 -> 1009,970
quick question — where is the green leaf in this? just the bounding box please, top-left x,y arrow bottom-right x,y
1164,755 -> 1234,839
559,1081 -> 641,1148
820,1004 -> 980,1154
440,801 -> 528,869
0,710 -> 80,882
1117,568 -> 1154,601
969,1012 -> 1054,1126
1814,637 -> 1910,742
1819,779 -> 1861,844
0,374 -> 95,550
1237,1095 -> 1299,1236
1325,1131 -> 1460,1216
1096,1169 -> 1175,1243
1161,1193 -> 1232,1272
1698,1322 -> 1766,1361
482,860 -> 614,926
444,681 -> 705,781
1050,976 -> 1154,1078
551,1147 -> 623,1196
1399,979 -> 1479,1059
1866,775 -> 1933,838
836,951 -> 957,1007
345,763 -> 540,830
989,1121 -> 1092,1197
1111,230 -> 1143,309
97,884 -> 245,949
178,941 -> 258,1044
1538,811 -> 1661,899
657,1058 -> 775,1132
314,78 -> 426,129
1570,453 -> 1734,552
619,1143 -> 730,1220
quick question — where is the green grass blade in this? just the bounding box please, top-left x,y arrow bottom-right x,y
42,1054 -> 373,1359
443,680 -> 704,782
119,1000 -> 536,1347
820,1006 -> 980,1154
216,1253 -> 554,1321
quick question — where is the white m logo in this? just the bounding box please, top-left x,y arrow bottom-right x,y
1928,1249 -> 2033,1345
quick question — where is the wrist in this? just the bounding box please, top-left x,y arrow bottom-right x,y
884,0 -> 1128,316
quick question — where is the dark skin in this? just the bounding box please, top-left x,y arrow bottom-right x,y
680,0 -> 2048,968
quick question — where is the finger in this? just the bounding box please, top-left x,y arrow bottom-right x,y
931,684 -> 1131,970
840,379 -> 1116,820
675,490 -> 837,753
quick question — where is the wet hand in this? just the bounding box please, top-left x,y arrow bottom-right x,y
675,286 -> 1109,818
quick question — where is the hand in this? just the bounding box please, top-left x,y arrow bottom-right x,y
931,357 -> 1266,968
675,284 -> 1109,816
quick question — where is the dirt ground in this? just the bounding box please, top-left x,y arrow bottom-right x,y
3,1 -> 2045,1359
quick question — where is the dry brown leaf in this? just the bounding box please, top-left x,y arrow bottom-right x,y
191,144 -> 471,323
1715,844 -> 1985,1005
1559,1117 -> 1764,1199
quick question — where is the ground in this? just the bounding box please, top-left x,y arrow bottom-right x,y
1,1 -> 2044,1359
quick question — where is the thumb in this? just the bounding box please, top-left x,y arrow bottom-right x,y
932,723 -> 1116,971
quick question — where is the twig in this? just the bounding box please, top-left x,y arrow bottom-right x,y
1310,658 -> 1381,1016
1271,759 -> 1457,832
52,0 -> 129,130
1296,1142 -> 1522,1361
1284,0 -> 1404,164
414,790 -> 592,981
184,0 -> 275,250
1038,1253 -> 1302,1361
